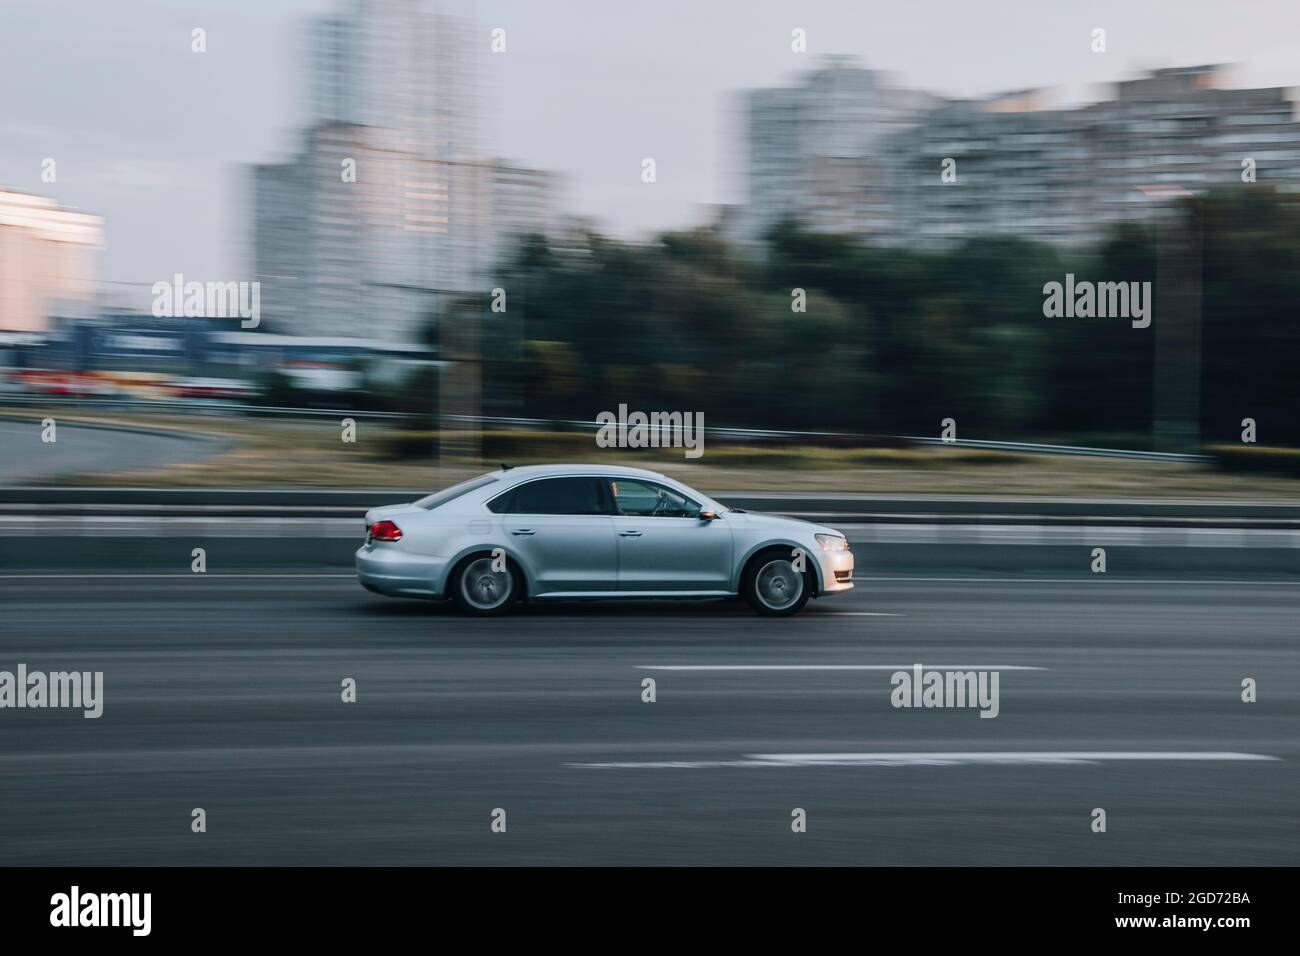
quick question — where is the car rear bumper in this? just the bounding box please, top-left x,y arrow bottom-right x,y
356,544 -> 444,598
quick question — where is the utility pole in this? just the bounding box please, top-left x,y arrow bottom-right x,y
438,296 -> 482,466
1141,185 -> 1203,454
368,281 -> 483,470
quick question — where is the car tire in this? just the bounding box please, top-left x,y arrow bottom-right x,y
742,549 -> 812,617
450,553 -> 520,616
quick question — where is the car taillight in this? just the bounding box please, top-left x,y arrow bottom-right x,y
368,519 -> 403,542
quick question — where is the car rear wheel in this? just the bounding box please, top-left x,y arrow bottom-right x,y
742,551 -> 811,616
452,554 -> 518,615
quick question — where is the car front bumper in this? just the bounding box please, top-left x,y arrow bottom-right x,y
816,546 -> 855,595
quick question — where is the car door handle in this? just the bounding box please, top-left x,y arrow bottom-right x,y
511,529 -> 536,536
619,530 -> 643,537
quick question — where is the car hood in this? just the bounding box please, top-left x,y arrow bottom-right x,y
731,510 -> 844,539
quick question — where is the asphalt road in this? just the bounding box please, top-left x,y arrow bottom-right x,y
0,573 -> 1295,865
0,419 -> 230,482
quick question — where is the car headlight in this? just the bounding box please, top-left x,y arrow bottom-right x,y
815,533 -> 848,552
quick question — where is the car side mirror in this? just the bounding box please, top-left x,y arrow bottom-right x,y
698,510 -> 720,521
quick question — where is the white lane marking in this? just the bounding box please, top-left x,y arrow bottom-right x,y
636,665 -> 1047,671
570,751 -> 1279,769
816,611 -> 902,617
853,575 -> 1300,585
1,573 -> 1290,587
0,573 -> 356,579
830,523 -> 1300,547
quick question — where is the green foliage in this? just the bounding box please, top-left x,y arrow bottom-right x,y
490,190 -> 1300,445
1208,444 -> 1300,477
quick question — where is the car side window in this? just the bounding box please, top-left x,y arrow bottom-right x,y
491,477 -> 607,515
607,479 -> 700,518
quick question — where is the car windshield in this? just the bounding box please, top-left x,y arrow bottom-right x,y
413,473 -> 500,511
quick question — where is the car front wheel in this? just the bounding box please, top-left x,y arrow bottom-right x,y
742,551 -> 811,616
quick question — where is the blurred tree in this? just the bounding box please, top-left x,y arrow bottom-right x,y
487,190 -> 1300,448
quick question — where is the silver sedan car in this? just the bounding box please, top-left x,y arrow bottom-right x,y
356,464 -> 854,616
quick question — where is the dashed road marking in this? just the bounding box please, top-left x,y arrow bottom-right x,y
571,751 -> 1279,769
636,664 -> 1046,671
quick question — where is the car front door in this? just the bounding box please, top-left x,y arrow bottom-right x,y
604,478 -> 734,592
490,476 -> 617,595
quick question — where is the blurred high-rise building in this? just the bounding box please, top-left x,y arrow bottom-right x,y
1079,65 -> 1300,232
893,65 -> 1300,247
254,1 -> 557,343
733,60 -> 941,247
306,1 -> 477,161
0,189 -> 103,332
740,62 -> 1300,250
890,91 -> 1096,247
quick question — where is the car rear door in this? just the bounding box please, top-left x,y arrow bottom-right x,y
490,476 -> 617,594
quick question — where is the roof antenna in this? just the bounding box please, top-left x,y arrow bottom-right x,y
500,463 -> 513,471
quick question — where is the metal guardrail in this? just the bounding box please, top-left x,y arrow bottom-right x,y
1,395 -> 1206,462
0,394 -> 412,420
902,436 -> 1208,463
4,490 -> 1298,522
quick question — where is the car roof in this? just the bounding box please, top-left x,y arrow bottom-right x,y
493,463 -> 677,482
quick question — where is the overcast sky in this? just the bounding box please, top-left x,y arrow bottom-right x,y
3,0 -> 1299,301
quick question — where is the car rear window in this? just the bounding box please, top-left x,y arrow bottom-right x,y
487,477 -> 607,515
413,474 -> 499,511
